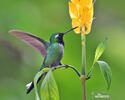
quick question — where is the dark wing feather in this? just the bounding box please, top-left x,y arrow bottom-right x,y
9,30 -> 50,57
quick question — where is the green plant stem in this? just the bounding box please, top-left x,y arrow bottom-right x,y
81,35 -> 86,75
81,34 -> 86,100
87,63 -> 94,77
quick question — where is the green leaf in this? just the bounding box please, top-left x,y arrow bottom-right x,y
34,70 -> 44,100
97,61 -> 112,89
40,70 -> 60,100
93,38 -> 107,64
87,39 -> 107,77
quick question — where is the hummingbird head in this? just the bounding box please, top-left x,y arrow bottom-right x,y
50,27 -> 78,45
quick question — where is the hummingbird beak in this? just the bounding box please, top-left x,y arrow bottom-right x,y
63,26 -> 78,34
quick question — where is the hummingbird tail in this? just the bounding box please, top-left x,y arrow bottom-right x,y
26,72 -> 47,94
26,64 -> 46,94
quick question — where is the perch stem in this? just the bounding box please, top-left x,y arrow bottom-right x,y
81,34 -> 86,100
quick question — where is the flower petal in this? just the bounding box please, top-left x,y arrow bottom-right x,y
80,0 -> 93,34
85,6 -> 93,34
72,18 -> 81,33
69,2 -> 79,18
69,0 -> 94,34
71,0 -> 79,4
85,23 -> 92,34
80,0 -> 93,8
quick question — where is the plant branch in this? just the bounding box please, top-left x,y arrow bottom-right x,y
87,63 -> 94,78
26,64 -> 80,94
81,34 -> 86,100
53,64 -> 81,77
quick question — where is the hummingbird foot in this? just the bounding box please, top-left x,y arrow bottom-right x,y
63,64 -> 71,68
59,62 -> 62,65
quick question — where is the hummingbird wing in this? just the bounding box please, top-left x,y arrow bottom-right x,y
9,30 -> 50,57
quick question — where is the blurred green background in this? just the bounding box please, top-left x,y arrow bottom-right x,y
0,0 -> 125,100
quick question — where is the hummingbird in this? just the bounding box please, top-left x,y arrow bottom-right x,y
9,27 -> 77,94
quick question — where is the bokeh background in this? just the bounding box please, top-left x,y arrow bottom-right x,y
0,0 -> 125,100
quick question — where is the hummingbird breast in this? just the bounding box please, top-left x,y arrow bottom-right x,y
44,43 -> 64,67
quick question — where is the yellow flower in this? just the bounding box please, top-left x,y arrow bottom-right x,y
69,0 -> 94,34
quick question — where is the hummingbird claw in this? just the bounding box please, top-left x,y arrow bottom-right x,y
64,64 -> 69,68
53,67 -> 57,70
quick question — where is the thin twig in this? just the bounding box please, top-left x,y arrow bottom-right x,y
53,64 -> 81,77
27,64 -> 81,94
87,63 -> 94,78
